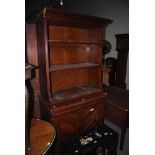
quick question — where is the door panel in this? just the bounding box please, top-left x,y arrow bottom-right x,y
81,103 -> 99,132
57,110 -> 81,136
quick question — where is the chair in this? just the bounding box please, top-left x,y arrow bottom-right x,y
25,63 -> 56,155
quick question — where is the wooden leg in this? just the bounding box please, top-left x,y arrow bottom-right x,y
120,110 -> 129,150
25,86 -> 31,151
120,126 -> 127,150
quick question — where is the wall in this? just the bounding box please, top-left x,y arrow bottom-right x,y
64,0 -> 129,89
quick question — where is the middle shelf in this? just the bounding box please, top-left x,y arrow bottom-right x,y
49,63 -> 100,72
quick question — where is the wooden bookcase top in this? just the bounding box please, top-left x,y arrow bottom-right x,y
33,7 -> 112,102
35,7 -> 113,28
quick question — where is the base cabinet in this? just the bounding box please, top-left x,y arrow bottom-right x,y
44,95 -> 106,155
51,97 -> 105,134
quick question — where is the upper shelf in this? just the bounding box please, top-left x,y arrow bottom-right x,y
35,8 -> 113,28
49,63 -> 100,72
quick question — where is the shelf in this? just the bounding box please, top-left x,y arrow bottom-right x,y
48,40 -> 102,46
52,85 -> 101,101
49,63 -> 100,72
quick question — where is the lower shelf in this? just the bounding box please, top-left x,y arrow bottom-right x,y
52,85 -> 101,101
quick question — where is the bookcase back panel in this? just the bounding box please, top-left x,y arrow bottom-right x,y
49,44 -> 102,65
88,46 -> 102,64
49,44 -> 88,64
87,67 -> 101,89
48,26 -> 65,41
51,69 -> 88,92
48,26 -> 102,43
88,27 -> 103,43
49,44 -> 66,65
50,68 -> 100,92
64,27 -> 88,42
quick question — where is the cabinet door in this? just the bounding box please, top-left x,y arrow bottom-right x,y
51,109 -> 81,155
56,110 -> 81,136
81,102 -> 101,132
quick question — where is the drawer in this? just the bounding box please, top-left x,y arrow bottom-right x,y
51,95 -> 105,116
50,91 -> 106,108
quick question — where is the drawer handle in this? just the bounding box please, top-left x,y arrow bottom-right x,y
89,108 -> 95,112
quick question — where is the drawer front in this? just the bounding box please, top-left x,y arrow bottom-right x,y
51,92 -> 106,108
51,95 -> 105,115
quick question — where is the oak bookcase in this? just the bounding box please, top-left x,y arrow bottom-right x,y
34,8 -> 112,154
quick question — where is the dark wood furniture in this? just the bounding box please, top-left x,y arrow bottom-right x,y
26,24 -> 41,118
25,63 -> 56,155
103,85 -> 129,150
26,118 -> 56,155
102,34 -> 129,150
115,34 -> 129,89
62,124 -> 119,155
30,8 -> 112,154
105,57 -> 117,86
25,63 -> 36,151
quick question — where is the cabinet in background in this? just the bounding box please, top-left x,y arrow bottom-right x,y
115,34 -> 129,89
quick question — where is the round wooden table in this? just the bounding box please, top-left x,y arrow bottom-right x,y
26,118 -> 56,155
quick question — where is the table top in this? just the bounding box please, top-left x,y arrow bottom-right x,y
26,118 -> 56,155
